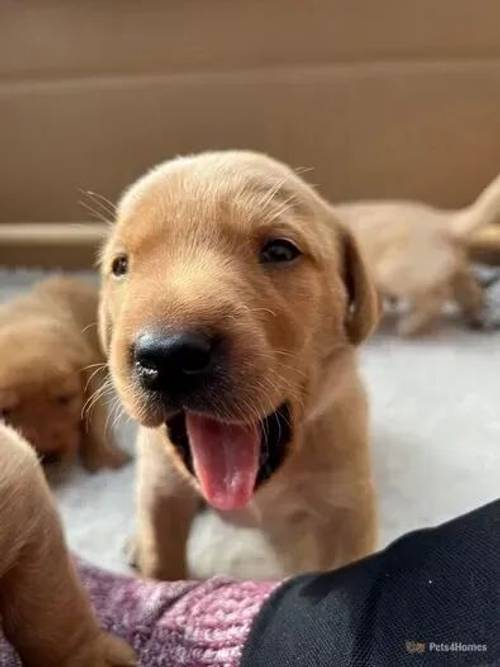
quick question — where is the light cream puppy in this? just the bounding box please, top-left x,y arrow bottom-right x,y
335,174 -> 500,336
99,151 -> 379,580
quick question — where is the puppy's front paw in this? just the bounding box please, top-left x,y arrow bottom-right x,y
131,537 -> 186,580
63,632 -> 136,666
98,632 -> 136,666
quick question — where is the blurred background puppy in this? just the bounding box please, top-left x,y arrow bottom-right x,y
336,173 -> 500,336
0,277 -> 128,471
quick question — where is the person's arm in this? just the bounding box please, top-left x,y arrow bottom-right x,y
241,500 -> 500,666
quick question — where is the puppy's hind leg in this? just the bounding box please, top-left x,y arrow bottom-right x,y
397,288 -> 448,336
0,423 -> 135,667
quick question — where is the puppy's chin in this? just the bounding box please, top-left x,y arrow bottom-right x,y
164,402 -> 293,511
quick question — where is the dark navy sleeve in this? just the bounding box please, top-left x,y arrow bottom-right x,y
241,500 -> 500,666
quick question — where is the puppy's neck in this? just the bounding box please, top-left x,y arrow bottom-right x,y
305,346 -> 360,423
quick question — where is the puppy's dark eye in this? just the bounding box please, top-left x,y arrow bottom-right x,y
260,239 -> 301,264
0,408 -> 13,420
111,254 -> 128,277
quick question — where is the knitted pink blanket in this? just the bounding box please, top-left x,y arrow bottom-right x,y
0,561 -> 278,666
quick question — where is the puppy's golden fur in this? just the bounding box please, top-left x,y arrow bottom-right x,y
100,151 -> 379,580
0,277 -> 128,470
0,421 -> 135,666
335,173 -> 500,336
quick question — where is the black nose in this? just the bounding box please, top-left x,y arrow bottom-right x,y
134,331 -> 216,396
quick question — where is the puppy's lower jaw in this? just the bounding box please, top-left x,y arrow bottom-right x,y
166,402 -> 291,511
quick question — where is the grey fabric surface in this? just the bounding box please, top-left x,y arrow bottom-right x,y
0,269 -> 499,574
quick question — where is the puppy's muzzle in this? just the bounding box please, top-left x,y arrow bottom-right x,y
133,329 -> 293,510
134,330 -> 221,403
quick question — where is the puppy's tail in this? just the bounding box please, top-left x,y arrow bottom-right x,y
451,172 -> 500,238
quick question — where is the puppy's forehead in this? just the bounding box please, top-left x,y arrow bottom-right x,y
114,152 -> 320,246
119,152 -> 298,212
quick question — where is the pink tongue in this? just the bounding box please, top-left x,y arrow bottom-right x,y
186,413 -> 260,511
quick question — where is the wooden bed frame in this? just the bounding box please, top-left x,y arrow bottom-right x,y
0,223 -> 106,269
468,225 -> 500,265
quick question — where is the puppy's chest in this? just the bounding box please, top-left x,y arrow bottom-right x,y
186,503 -> 322,580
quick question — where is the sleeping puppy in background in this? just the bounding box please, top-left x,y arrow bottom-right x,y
335,173 -> 500,336
0,277 -> 128,471
0,422 -> 135,666
99,151 -> 379,580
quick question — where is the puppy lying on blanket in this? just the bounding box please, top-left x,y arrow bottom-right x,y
0,421 -> 135,666
335,173 -> 500,336
0,277 -> 128,470
99,151 -> 379,580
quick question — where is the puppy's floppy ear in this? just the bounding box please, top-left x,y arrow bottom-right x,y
339,225 -> 380,344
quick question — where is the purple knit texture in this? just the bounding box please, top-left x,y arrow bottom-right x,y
0,561 -> 278,666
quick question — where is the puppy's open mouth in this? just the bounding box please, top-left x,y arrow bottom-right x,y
166,402 -> 291,511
